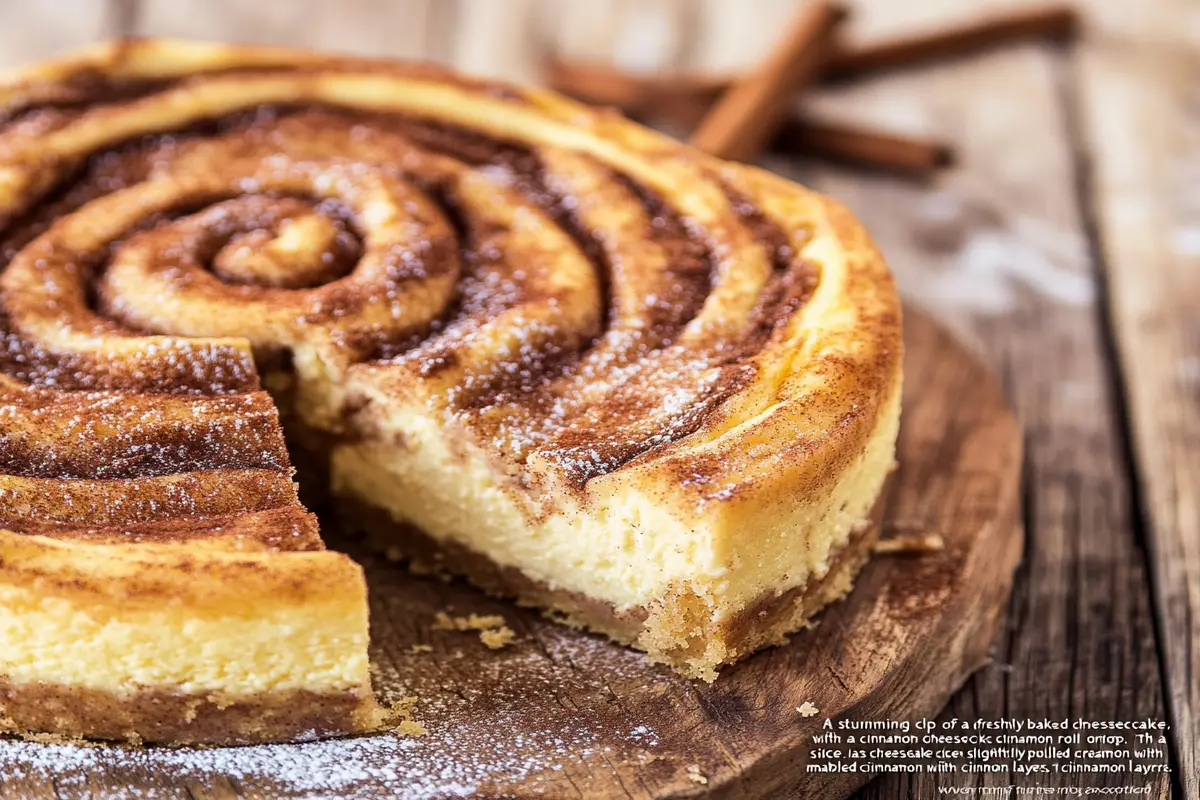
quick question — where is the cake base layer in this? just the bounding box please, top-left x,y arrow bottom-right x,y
0,679 -> 380,746
340,488 -> 886,679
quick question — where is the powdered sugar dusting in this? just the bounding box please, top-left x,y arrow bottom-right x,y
0,697 -> 657,799
0,736 -> 419,799
0,557 -> 669,799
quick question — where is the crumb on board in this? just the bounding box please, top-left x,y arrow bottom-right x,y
874,533 -> 945,554
797,701 -> 819,717
432,611 -> 507,632
409,556 -> 452,581
15,730 -> 97,746
395,719 -> 427,737
431,611 -> 518,649
686,764 -> 708,785
385,697 -> 427,737
409,644 -> 433,654
479,625 -> 516,650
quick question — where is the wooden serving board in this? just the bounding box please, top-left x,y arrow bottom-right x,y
0,307 -> 1022,800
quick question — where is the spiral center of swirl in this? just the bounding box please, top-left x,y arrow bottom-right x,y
201,196 -> 360,289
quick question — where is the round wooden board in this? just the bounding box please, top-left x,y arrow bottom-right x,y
0,308 -> 1023,800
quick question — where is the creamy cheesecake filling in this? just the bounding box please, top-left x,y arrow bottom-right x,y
331,380 -> 900,668
0,588 -> 369,693
0,533 -> 371,697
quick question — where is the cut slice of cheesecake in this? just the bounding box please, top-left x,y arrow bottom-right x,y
0,377 -> 381,745
0,530 -> 378,745
0,39 -> 902,743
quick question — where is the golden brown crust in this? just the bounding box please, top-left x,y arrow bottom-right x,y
0,679 -> 380,746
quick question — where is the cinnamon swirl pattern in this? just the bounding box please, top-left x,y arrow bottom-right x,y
0,41 -> 901,744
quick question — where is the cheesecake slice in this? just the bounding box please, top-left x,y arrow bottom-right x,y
0,380 -> 380,744
0,39 -> 901,743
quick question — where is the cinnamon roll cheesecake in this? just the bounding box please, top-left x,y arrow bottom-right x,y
0,40 -> 902,744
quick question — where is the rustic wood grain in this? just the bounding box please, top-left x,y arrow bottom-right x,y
449,0 -> 544,83
134,0 -> 453,59
733,2 -> 1172,797
0,0 -> 110,69
688,0 -> 847,160
0,309 -> 1022,799
1077,1 -> 1200,794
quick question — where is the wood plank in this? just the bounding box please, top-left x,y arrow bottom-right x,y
0,0 -> 109,69
133,0 -> 320,48
456,0 -> 694,85
447,0 -> 544,82
553,0 -> 691,71
1077,0 -> 1200,794
673,1 -> 1172,796
133,0 -> 446,59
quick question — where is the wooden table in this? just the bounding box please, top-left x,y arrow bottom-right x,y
0,1 -> 1194,798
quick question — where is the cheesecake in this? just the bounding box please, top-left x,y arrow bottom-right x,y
0,40 -> 902,744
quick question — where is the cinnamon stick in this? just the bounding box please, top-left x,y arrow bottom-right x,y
543,59 -> 722,116
548,3 -> 1080,100
542,59 -> 670,114
825,3 -> 1080,81
777,117 -> 954,173
689,1 -> 848,161
546,59 -> 955,176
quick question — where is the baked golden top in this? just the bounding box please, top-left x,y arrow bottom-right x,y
0,40 -> 901,547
